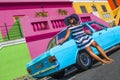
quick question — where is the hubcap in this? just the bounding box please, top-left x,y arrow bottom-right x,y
79,53 -> 90,66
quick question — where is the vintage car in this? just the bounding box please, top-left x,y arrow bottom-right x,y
26,21 -> 120,79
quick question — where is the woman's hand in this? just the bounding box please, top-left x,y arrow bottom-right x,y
58,29 -> 71,45
58,41 -> 64,45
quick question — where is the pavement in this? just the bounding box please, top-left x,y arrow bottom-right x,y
48,47 -> 120,80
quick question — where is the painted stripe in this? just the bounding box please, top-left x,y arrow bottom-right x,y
31,63 -> 59,77
0,38 -> 26,49
26,31 -> 60,42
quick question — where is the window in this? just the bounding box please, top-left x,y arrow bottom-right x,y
47,38 -> 56,50
47,29 -> 67,50
83,26 -> 93,34
101,5 -> 107,12
32,21 -> 49,32
80,16 -> 91,23
80,6 -> 88,13
112,0 -> 119,8
102,13 -> 111,19
57,30 -> 67,43
13,15 -> 24,21
51,19 -> 66,29
89,22 -> 105,32
91,5 -> 97,11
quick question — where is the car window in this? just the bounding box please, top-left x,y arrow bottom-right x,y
47,38 -> 56,50
90,23 -> 104,32
56,30 -> 67,44
47,29 -> 67,50
83,26 -> 93,35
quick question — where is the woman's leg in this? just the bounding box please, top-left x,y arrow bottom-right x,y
91,41 -> 113,62
85,46 -> 110,64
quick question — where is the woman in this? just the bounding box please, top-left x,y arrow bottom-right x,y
59,14 -> 113,64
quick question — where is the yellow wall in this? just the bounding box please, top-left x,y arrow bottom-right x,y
73,2 -> 114,21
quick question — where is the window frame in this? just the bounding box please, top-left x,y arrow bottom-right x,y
101,5 -> 107,12
47,37 -> 57,50
91,5 -> 98,12
80,6 -> 88,13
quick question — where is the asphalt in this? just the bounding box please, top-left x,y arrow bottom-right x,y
48,47 -> 120,80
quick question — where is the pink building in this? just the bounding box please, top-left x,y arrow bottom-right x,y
0,0 -> 72,37
0,0 -> 75,59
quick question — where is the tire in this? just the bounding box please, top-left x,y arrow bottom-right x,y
76,50 -> 92,71
51,70 -> 65,79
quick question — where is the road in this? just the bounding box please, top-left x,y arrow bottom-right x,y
48,47 -> 120,80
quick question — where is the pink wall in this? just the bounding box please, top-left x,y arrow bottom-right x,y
0,0 -> 70,2
0,1 -> 74,59
0,2 -> 73,38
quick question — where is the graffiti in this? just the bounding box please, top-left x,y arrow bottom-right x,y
58,9 -> 68,15
35,12 -> 48,17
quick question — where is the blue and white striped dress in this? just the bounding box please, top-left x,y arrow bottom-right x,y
68,25 -> 94,50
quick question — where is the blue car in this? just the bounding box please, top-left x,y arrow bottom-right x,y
26,21 -> 120,79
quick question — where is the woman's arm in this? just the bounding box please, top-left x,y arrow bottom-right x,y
59,29 -> 71,45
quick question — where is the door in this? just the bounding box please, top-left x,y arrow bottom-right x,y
89,22 -> 117,50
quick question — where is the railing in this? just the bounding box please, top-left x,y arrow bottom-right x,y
0,20 -> 24,42
100,12 -> 113,20
51,19 -> 66,29
98,11 -> 115,27
32,21 -> 49,32
31,19 -> 66,32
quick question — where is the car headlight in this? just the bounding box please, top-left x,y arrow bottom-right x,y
48,56 -> 57,63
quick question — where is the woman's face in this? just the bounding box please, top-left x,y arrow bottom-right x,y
68,17 -> 77,25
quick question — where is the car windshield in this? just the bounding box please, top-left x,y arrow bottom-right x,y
47,37 -> 56,50
89,22 -> 106,32
46,29 -> 67,50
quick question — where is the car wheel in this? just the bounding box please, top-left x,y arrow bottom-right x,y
51,70 -> 65,79
76,50 -> 92,71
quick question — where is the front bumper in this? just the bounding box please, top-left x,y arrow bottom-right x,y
30,63 -> 59,77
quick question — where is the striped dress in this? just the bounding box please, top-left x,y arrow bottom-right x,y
68,25 -> 94,50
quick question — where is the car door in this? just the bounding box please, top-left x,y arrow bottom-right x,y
48,29 -> 78,70
83,23 -> 103,54
89,22 -> 117,50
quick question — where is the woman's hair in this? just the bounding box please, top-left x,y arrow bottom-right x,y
64,14 -> 79,26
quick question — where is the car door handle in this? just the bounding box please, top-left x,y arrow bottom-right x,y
99,32 -> 102,35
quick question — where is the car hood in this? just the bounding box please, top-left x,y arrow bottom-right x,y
26,51 -> 51,67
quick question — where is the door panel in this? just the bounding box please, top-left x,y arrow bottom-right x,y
98,29 -> 117,49
50,39 -> 78,70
